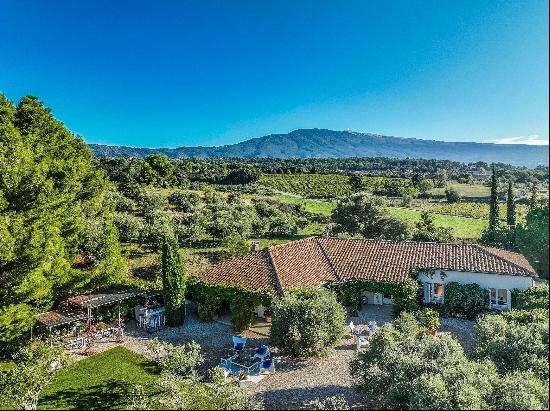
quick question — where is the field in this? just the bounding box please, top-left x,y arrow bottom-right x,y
37,347 -> 158,410
267,194 -> 488,240
428,182 -> 491,198
259,173 -> 410,198
387,207 -> 487,239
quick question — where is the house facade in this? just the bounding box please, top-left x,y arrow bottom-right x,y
198,237 -> 538,313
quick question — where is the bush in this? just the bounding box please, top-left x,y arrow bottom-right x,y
443,282 -> 488,319
515,285 -> 549,311
350,312 -> 498,410
418,307 -> 440,332
270,288 -> 345,357
229,295 -> 256,333
445,187 -> 462,203
491,371 -> 549,410
473,309 -> 549,379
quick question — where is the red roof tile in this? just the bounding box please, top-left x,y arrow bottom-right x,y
197,237 -> 537,293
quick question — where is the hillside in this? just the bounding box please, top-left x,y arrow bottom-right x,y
90,129 -> 549,167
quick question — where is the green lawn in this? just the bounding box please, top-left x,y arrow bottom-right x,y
388,207 -> 487,240
38,347 -> 159,410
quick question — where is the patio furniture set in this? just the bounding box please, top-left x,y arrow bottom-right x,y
220,336 -> 275,386
63,324 -> 125,351
349,320 -> 378,350
135,304 -> 166,331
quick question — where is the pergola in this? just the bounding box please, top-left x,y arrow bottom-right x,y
35,310 -> 80,336
63,289 -> 160,325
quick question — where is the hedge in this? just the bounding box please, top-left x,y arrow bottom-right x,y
326,277 -> 420,316
188,279 -> 273,332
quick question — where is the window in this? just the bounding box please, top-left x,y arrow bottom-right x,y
490,288 -> 508,307
424,283 -> 444,304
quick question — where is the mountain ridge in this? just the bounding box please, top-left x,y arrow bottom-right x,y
89,128 -> 549,167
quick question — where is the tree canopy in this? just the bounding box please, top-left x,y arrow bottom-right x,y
0,94 -> 125,346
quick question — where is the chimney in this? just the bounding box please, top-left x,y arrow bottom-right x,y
251,241 -> 260,252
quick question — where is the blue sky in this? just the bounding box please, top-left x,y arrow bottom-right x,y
1,0 -> 548,148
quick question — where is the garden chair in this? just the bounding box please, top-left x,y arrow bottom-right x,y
259,355 -> 275,374
349,321 -> 361,335
253,344 -> 270,360
356,335 -> 370,351
232,335 -> 247,352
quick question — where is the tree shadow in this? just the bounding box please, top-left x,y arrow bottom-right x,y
40,379 -> 135,410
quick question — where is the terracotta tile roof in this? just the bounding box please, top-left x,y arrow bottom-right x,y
268,238 -> 338,289
197,237 -> 537,293
198,250 -> 283,294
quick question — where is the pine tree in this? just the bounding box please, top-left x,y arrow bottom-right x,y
488,167 -> 499,230
161,234 -> 186,326
506,180 -> 516,226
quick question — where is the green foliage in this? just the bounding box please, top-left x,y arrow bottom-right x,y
148,339 -> 250,410
350,312 -> 498,410
0,94 -> 124,343
431,202 -> 527,222
219,236 -> 252,259
146,338 -> 203,379
114,211 -> 143,243
507,181 -> 516,226
327,278 -> 419,317
516,204 -> 549,279
412,211 -> 455,243
161,235 -> 186,326
489,168 -> 500,230
491,371 -> 549,410
229,294 -> 257,333
480,222 -> 517,250
417,307 -> 440,332
443,282 -> 488,319
190,280 -> 271,331
445,187 -> 462,203
514,285 -> 549,311
223,165 -> 260,185
0,340 -> 70,410
270,288 -> 345,358
259,173 -> 412,199
331,193 -> 410,240
473,309 -> 549,380
348,174 -> 364,192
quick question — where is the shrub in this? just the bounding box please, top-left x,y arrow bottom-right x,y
418,307 -> 440,332
443,282 -> 488,319
473,309 -> 549,379
350,312 -> 497,410
229,295 -> 256,333
270,288 -> 345,357
515,285 -> 549,311
491,371 -> 549,410
445,187 -> 462,203
220,236 -> 252,259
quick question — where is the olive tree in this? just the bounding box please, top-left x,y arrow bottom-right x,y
0,341 -> 69,410
270,288 -> 345,357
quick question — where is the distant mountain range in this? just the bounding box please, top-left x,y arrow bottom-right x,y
89,129 -> 549,167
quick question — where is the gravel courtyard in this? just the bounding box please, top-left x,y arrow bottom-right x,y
69,305 -> 476,410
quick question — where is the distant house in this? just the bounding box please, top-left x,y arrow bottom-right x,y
198,237 -> 537,312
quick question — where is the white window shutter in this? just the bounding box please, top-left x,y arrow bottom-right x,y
423,283 -> 430,303
506,289 -> 512,310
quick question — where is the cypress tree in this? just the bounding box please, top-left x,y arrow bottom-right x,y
506,180 -> 516,226
488,167 -> 499,230
161,234 -> 186,326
